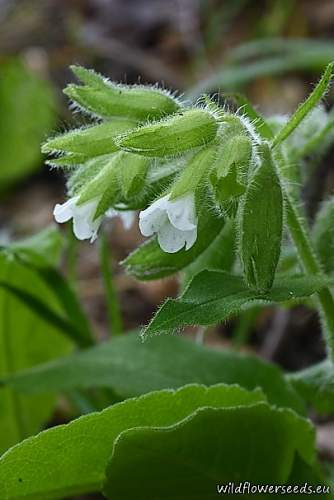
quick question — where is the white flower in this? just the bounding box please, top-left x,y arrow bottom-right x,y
54,196 -> 102,242
139,193 -> 197,253
54,196 -> 135,242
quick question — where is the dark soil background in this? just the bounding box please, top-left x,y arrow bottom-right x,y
1,1 -> 334,497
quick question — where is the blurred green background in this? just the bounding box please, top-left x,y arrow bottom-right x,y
2,1 -> 334,497
2,0 -> 334,367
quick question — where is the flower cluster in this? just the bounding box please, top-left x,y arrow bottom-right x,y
43,66 -> 264,253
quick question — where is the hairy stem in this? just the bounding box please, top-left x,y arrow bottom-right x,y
99,230 -> 123,336
285,194 -> 334,359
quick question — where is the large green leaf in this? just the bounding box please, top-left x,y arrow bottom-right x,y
0,59 -> 56,191
123,208 -> 224,280
2,331 -> 304,413
143,271 -> 331,337
287,360 -> 334,415
288,455 -> 331,497
6,226 -> 64,268
0,232 -> 72,454
0,227 -> 93,347
0,384 -> 265,499
104,404 -> 315,500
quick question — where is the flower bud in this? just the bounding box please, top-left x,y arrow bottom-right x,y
116,109 -> 218,158
67,156 -> 108,196
77,154 -> 121,217
170,145 -> 217,200
210,134 -> 252,205
42,119 -> 136,160
65,66 -> 181,121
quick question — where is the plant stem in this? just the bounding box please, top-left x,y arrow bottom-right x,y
233,307 -> 260,350
66,224 -> 78,288
99,230 -> 123,336
285,194 -> 334,359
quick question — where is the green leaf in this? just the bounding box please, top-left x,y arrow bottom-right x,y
143,271 -> 331,337
65,65 -> 180,121
0,280 -> 89,347
272,62 -> 334,148
288,455 -> 331,496
116,109 -> 218,158
3,226 -> 63,268
0,384 -> 265,499
239,145 -> 283,291
0,228 -> 93,347
123,205 -> 224,280
42,119 -> 136,159
313,197 -> 334,275
0,251 -> 71,454
3,331 -> 304,414
104,404 -> 314,500
32,267 -> 93,346
0,59 -> 56,191
287,360 -> 334,415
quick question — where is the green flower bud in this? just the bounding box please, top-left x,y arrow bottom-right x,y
42,119 -> 136,160
210,134 -> 252,205
67,156 -> 109,196
65,66 -> 181,121
75,151 -> 151,219
169,145 -> 217,200
77,154 -> 120,211
116,109 -> 218,158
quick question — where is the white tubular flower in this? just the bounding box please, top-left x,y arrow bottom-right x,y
139,193 -> 198,253
54,196 -> 102,242
54,197 -> 135,242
